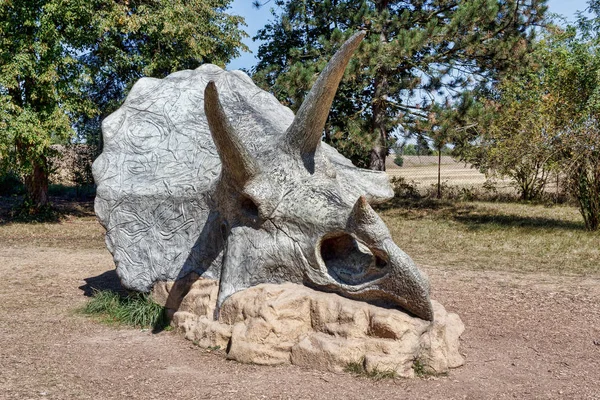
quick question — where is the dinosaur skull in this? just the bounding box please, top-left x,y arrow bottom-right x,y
205,32 -> 433,320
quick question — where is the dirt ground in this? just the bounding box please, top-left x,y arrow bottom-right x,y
1,216 -> 599,399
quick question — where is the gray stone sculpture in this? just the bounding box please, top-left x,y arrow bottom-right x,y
93,32 -> 434,321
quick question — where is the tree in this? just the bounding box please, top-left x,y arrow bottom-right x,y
457,4 -> 600,228
74,0 -> 248,150
252,0 -> 547,170
459,69 -> 559,200
0,0 -> 95,208
0,0 -> 247,210
546,11 -> 600,230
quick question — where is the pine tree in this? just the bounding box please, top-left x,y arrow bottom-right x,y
252,0 -> 547,170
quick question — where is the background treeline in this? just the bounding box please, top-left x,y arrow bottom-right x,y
2,0 -> 600,230
251,0 -> 600,230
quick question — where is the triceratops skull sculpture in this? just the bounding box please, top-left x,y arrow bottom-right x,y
93,32 -> 433,320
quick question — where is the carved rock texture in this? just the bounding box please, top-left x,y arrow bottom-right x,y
153,279 -> 464,378
94,33 -> 435,320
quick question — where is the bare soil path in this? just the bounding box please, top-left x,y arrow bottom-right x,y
1,217 -> 599,399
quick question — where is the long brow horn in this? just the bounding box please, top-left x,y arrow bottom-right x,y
205,81 -> 259,187
285,31 -> 366,155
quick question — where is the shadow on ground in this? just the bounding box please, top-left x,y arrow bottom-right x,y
454,213 -> 585,231
380,197 -> 585,231
79,270 -> 126,297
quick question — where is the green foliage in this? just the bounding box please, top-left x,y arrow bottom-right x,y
412,358 -> 444,377
411,359 -> 428,377
252,0 -> 547,169
401,144 -> 418,156
389,176 -> 421,199
0,172 -> 24,196
415,136 -> 433,157
344,358 -> 397,380
386,176 -> 517,205
545,12 -> 600,230
562,122 -> 600,230
393,154 -> 403,167
9,198 -> 59,223
0,0 -> 247,208
73,0 -> 248,146
457,7 -> 600,228
81,290 -> 169,330
461,69 -> 558,200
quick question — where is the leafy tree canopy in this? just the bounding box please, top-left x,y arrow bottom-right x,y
0,0 -> 247,209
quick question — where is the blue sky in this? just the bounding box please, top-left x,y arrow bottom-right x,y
227,0 -> 591,70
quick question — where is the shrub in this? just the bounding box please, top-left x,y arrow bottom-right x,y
561,122 -> 600,230
390,176 -> 421,199
0,171 -> 25,196
393,154 -> 404,167
9,198 -> 59,223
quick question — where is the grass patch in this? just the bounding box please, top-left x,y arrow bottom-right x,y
381,199 -> 600,275
412,359 -> 437,377
80,290 -> 170,331
344,359 -> 398,380
344,360 -> 365,375
0,197 -> 103,249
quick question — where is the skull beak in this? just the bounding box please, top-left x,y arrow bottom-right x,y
311,196 -> 434,321
315,232 -> 433,321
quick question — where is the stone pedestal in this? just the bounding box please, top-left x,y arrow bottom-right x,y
153,276 -> 464,378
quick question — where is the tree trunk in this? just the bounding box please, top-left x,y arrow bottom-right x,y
369,144 -> 387,171
369,0 -> 390,171
437,147 -> 442,199
24,159 -> 50,208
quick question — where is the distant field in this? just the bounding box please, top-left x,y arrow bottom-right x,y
386,155 -> 490,187
385,155 -> 561,195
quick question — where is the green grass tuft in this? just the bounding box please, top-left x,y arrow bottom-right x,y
344,360 -> 365,375
412,358 -> 446,378
412,359 -> 428,377
344,358 -> 397,380
81,290 -> 170,330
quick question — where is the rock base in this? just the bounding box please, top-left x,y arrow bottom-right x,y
152,276 -> 464,378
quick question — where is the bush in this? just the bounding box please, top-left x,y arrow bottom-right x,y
568,159 -> 600,230
390,176 -> 421,199
9,199 -> 59,223
393,154 -> 404,167
561,123 -> 600,230
0,171 -> 25,196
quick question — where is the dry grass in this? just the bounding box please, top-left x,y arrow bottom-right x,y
381,200 -> 600,276
1,196 -> 597,275
0,197 -> 105,249
386,155 -> 490,187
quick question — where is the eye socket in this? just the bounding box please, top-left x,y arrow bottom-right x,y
241,196 -> 260,219
374,253 -> 388,269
